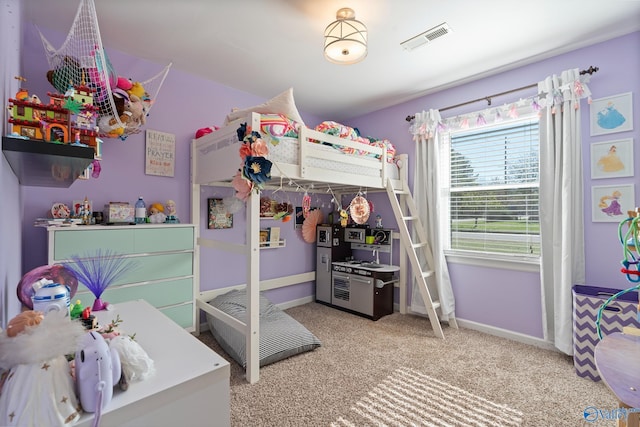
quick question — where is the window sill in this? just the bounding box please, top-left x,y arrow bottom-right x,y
445,251 -> 540,273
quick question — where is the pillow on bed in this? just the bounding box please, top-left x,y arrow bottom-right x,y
205,289 -> 321,368
223,88 -> 306,127
259,113 -> 301,146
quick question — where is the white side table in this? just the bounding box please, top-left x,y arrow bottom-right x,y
76,299 -> 230,427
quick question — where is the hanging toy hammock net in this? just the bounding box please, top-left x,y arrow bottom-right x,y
38,0 -> 171,140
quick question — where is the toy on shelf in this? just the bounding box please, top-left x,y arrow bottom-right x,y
164,199 -> 180,223
7,76 -> 102,159
148,202 -> 167,224
596,208 -> 640,339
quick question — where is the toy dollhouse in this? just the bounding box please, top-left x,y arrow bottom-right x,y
7,80 -> 102,159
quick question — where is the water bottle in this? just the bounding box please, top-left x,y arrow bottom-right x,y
135,197 -> 146,224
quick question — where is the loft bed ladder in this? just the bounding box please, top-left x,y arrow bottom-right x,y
386,179 -> 457,338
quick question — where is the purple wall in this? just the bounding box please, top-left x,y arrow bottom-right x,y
349,32 -> 640,338
18,24 -> 326,306
12,17 -> 640,340
1,0 -> 24,328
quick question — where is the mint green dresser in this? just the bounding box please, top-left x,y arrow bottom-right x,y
47,224 -> 196,331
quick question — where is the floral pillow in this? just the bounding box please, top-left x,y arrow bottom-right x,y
259,113 -> 300,146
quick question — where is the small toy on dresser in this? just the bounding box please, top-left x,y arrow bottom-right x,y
148,202 -> 167,223
164,199 -> 180,223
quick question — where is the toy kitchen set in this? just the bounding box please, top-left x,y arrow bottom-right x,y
316,224 -> 398,320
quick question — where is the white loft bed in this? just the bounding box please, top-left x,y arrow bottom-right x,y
191,112 -> 409,383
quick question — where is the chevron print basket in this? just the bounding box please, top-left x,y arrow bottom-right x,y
572,285 -> 640,381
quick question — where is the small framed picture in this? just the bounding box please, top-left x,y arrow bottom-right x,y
294,207 -> 304,229
591,139 -> 634,179
259,229 -> 270,246
592,184 -> 635,222
208,198 -> 233,229
590,92 -> 634,136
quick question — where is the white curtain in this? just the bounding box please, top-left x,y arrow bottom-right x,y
409,110 -> 456,320
538,69 -> 588,354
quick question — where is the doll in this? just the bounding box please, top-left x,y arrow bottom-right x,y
148,202 -> 167,224
0,310 -> 85,426
164,199 -> 180,223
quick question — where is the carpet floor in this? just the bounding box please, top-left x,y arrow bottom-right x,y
198,302 -> 617,426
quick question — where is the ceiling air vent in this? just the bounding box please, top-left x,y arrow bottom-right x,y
401,22 -> 452,51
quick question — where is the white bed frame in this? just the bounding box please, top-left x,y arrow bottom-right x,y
191,112 -> 409,383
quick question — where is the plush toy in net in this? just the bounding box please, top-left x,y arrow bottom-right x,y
38,0 -> 171,139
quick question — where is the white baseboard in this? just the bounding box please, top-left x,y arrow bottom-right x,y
198,295 -> 316,333
200,298 -> 556,353
454,318 -> 557,352
276,295 -> 315,310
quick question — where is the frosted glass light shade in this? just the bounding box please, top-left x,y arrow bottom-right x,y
324,8 -> 368,65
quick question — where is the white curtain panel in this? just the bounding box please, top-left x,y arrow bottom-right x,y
410,110 -> 456,320
538,69 -> 587,355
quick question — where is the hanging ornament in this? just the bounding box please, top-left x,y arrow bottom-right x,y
508,103 -> 519,118
223,196 -> 244,214
494,108 -> 503,123
349,195 -> 370,225
531,99 -> 541,112
302,192 -> 311,218
339,209 -> 348,227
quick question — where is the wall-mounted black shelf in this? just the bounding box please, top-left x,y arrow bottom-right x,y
2,136 -> 94,188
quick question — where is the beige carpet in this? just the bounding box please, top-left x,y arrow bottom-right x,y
198,302 -> 617,426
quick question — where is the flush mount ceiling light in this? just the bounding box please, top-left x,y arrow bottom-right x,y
324,7 -> 367,65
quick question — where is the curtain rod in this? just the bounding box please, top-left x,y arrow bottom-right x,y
405,65 -> 599,122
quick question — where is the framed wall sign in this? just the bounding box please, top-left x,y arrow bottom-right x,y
591,139 -> 634,179
208,198 -> 233,229
590,93 -> 634,136
145,129 -> 176,177
592,184 -> 635,222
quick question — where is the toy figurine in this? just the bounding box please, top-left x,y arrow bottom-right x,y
70,299 -> 84,319
148,203 -> 167,224
375,214 -> 383,228
164,199 -> 180,223
81,196 -> 91,225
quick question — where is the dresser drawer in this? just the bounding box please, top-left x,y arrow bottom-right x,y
64,252 -> 193,287
52,227 -> 194,260
48,225 -> 196,330
73,277 -> 193,309
53,229 -> 135,260
133,227 -> 194,253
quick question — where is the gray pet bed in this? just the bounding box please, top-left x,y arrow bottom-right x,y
206,289 -> 321,368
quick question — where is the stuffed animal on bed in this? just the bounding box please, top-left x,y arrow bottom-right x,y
0,310 -> 85,426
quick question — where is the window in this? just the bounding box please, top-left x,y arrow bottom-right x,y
440,116 -> 540,259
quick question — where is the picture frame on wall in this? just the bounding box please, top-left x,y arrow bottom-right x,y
591,139 -> 634,179
208,198 -> 233,229
591,184 -> 635,222
294,207 -> 304,229
590,92 -> 634,136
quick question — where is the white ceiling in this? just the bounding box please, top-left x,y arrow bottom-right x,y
24,0 -> 640,121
